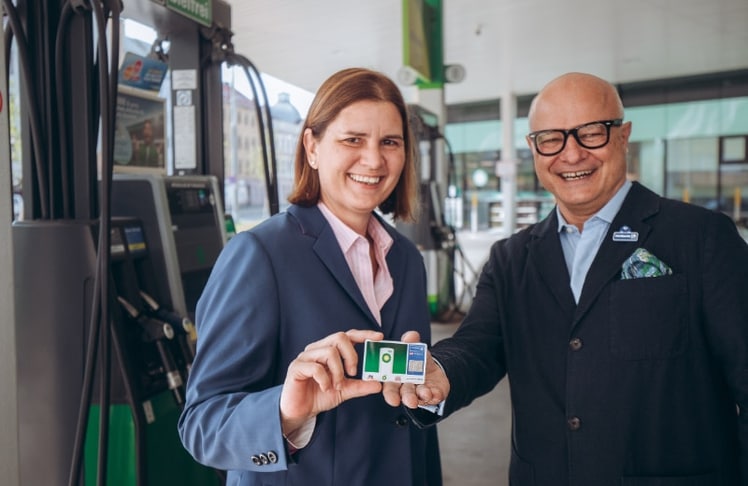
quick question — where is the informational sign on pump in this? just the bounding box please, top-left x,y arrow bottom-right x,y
172,69 -> 199,171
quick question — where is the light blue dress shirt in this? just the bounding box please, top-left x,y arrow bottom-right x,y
558,180 -> 632,303
429,181 -> 632,416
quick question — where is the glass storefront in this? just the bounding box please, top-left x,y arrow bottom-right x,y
628,97 -> 748,220
444,91 -> 748,233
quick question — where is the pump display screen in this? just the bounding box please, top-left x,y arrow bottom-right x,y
169,187 -> 214,215
166,182 -> 220,232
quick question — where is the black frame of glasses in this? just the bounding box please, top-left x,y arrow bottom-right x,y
527,119 -> 623,156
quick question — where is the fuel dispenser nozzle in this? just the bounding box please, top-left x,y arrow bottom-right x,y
117,295 -> 184,406
138,291 -> 196,368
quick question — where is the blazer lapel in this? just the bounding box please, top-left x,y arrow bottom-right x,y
289,205 -> 379,327
573,183 -> 659,326
528,211 -> 577,314
380,230 -> 405,336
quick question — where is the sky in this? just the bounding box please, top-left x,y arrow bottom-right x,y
262,73 -> 313,119
224,67 -> 313,119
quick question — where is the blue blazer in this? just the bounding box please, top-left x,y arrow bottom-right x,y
427,182 -> 748,485
179,204 -> 441,486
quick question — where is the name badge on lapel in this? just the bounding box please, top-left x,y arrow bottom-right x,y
612,225 -> 639,242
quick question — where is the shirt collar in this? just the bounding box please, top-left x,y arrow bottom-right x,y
317,202 -> 393,253
556,179 -> 633,232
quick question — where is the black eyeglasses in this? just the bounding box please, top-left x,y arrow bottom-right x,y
527,119 -> 623,156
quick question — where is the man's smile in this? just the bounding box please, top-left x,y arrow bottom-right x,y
560,169 -> 594,181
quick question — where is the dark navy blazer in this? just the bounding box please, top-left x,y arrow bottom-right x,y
429,182 -> 748,486
179,204 -> 441,486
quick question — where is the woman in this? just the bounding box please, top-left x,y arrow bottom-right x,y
179,67 -> 442,486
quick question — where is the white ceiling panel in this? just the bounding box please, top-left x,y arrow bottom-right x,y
226,0 -> 748,103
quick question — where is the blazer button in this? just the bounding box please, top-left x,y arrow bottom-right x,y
395,415 -> 409,427
267,450 -> 278,463
569,337 -> 583,351
251,455 -> 262,466
259,453 -> 269,465
567,417 -> 581,431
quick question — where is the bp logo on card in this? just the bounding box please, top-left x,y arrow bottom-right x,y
362,340 -> 427,384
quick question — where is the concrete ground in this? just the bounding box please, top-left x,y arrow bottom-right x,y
430,320 -> 512,486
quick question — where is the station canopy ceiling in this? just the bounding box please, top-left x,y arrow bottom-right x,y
225,0 -> 748,104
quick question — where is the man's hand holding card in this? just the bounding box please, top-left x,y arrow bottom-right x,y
380,331 -> 451,412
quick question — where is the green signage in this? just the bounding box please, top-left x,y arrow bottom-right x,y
402,0 -> 443,88
167,0 -> 212,27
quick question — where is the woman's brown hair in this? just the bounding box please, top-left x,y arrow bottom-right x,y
287,67 -> 418,221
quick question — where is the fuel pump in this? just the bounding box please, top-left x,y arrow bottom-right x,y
90,217 -> 222,486
7,1 -> 230,485
397,105 -> 457,321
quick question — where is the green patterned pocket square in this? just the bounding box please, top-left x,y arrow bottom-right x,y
621,248 -> 673,279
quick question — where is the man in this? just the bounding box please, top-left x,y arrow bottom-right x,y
385,72 -> 748,485
132,119 -> 161,167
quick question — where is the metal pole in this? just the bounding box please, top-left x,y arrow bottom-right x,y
0,15 -> 21,484
499,92 -> 517,235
